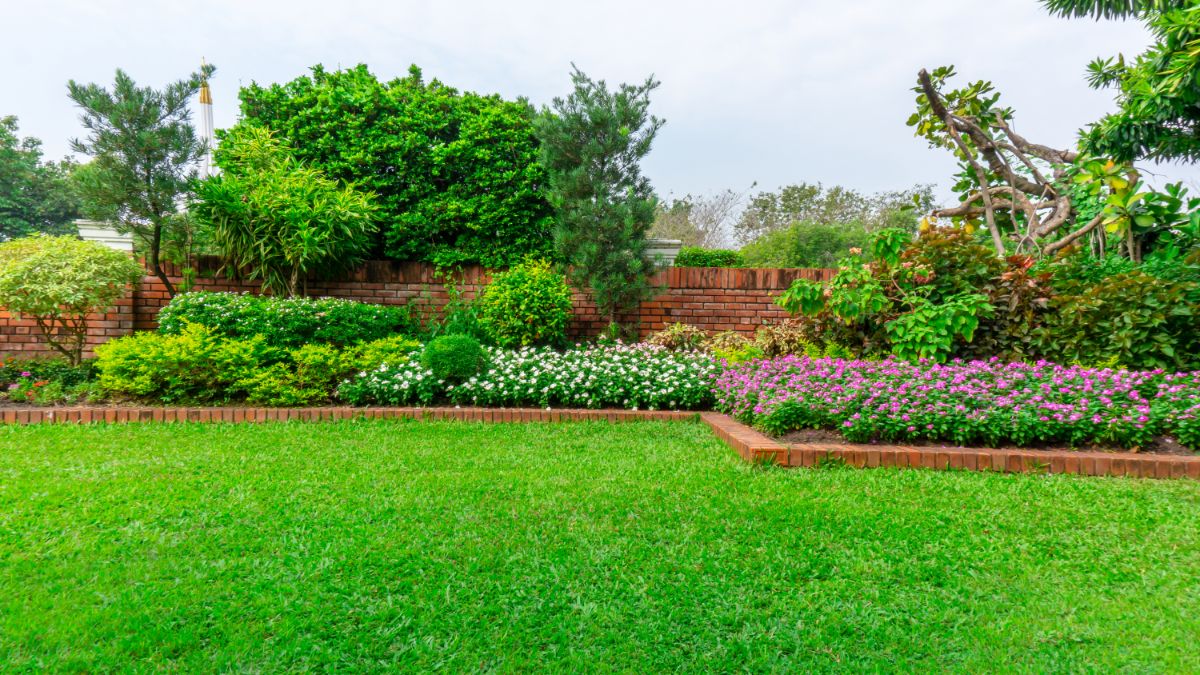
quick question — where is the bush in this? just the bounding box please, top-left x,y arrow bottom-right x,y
705,331 -> 764,364
754,320 -> 822,357
237,64 -> 554,268
95,323 -> 270,403
0,357 -> 103,406
647,323 -> 708,351
477,260 -> 574,348
421,335 -> 487,382
348,335 -> 422,372
193,125 -> 378,297
674,247 -> 744,267
740,220 -> 868,268
0,234 -> 144,365
157,292 -> 416,348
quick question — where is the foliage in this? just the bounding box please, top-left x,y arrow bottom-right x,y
156,292 -> 416,349
0,357 -> 100,405
68,64 -> 214,296
241,343 -> 356,406
716,355 -> 1200,450
94,323 -> 271,403
707,332 -> 765,365
754,320 -> 822,358
0,116 -> 80,240
4,422 -> 1200,672
342,343 -> 719,410
534,67 -> 663,330
476,260 -> 573,348
0,235 -> 143,365
1061,3 -> 1200,163
424,280 -> 488,342
1039,270 -> 1198,370
733,183 -> 934,245
1042,0 -> 1186,19
674,247 -> 744,268
740,220 -> 869,268
192,125 -> 378,297
420,335 -> 487,383
346,335 -> 421,372
647,322 -> 709,351
237,64 -> 553,267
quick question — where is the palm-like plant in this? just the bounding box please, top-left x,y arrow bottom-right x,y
1042,0 -> 1185,18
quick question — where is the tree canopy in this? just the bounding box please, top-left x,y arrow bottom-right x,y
235,64 -> 554,268
0,116 -> 79,240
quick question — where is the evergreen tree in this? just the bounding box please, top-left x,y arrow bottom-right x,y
535,67 -> 663,335
68,65 -> 214,296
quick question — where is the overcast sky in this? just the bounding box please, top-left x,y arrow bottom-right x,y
4,0 -> 1198,206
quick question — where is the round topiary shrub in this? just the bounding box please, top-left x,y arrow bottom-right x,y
477,259 -> 573,348
421,335 -> 488,382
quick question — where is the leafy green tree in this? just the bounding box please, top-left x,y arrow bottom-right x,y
733,183 -> 933,245
191,125 -> 378,297
741,220 -> 871,268
1044,1 -> 1200,162
534,67 -> 663,333
67,65 -> 214,296
0,116 -> 80,240
0,234 -> 144,365
236,64 -> 553,267
1042,0 -> 1183,18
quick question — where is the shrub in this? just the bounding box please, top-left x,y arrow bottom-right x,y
1038,271 -> 1199,370
242,343 -> 355,406
0,235 -> 143,365
193,125 -> 378,297
674,247 -> 744,267
237,64 -> 554,268
341,343 -> 719,410
740,220 -> 868,269
705,332 -> 764,364
647,323 -> 708,351
157,292 -> 416,348
421,335 -> 487,382
347,335 -> 422,372
754,320 -> 821,357
95,324 -> 270,403
477,260 -> 574,348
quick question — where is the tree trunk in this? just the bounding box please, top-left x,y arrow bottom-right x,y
148,220 -> 176,298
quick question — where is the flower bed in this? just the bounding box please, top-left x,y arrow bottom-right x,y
714,356 -> 1200,451
339,343 -> 719,410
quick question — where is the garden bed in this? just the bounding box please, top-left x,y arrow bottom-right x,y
775,428 -> 1195,456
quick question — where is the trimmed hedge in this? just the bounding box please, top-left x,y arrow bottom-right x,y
157,292 -> 417,348
674,247 -> 744,268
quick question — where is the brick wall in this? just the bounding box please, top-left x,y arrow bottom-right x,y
0,259 -> 834,359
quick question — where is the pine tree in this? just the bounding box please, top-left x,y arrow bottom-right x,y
68,65 -> 214,296
535,67 -> 664,336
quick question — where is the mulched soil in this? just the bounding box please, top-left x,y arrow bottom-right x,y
775,428 -> 1195,456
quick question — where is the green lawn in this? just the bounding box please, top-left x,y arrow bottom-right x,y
1,421 -> 1198,672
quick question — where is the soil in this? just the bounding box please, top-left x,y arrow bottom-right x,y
774,428 -> 1196,456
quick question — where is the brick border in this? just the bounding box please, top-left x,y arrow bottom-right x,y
0,406 -> 695,426
4,406 -> 1196,479
700,413 -> 1200,480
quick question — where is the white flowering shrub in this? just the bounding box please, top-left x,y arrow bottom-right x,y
338,342 -> 720,410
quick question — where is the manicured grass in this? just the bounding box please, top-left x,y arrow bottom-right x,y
1,420 -> 1198,671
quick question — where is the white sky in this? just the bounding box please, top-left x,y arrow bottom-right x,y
3,0 -> 1198,206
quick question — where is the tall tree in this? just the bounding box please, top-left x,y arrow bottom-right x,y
68,65 -> 214,296
1044,0 -> 1200,163
535,67 -> 663,334
0,116 -> 80,240
237,64 -> 554,267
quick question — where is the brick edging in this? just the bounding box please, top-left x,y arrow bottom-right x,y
0,406 -> 696,426
700,412 -> 1200,480
6,406 -> 1196,479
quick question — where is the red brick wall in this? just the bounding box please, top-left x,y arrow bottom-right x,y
0,259 -> 834,359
